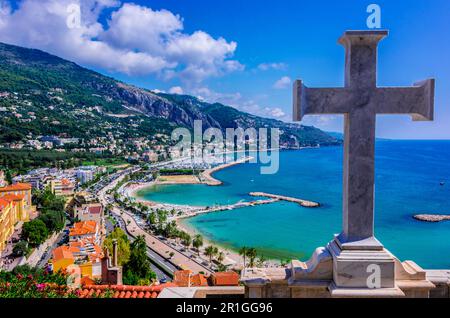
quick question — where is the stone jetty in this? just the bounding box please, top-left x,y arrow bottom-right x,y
413,214 -> 450,222
249,192 -> 320,207
175,198 -> 279,220
201,156 -> 254,186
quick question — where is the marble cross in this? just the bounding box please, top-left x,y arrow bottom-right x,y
293,30 -> 435,249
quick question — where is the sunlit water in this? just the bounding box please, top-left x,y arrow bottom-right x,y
136,140 -> 450,268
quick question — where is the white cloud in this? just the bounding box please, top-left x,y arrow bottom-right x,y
101,3 -> 182,54
301,115 -> 342,130
239,100 -> 289,121
273,76 -> 292,89
0,0 -> 242,81
176,85 -> 288,121
190,86 -> 242,106
258,62 -> 287,71
269,107 -> 286,118
169,86 -> 184,94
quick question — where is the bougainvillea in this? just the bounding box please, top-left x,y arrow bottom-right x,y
0,265 -> 80,298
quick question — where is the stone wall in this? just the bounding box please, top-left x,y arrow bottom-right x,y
25,231 -> 62,267
427,270 -> 450,298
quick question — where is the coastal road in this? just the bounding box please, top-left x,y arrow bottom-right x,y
110,206 -> 212,275
105,216 -> 174,281
98,169 -> 211,275
36,227 -> 68,269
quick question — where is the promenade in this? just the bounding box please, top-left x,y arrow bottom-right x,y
111,206 -> 212,275
97,167 -> 212,276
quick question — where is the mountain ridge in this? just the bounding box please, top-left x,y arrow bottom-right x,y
0,41 -> 341,149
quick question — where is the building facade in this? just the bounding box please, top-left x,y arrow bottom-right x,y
69,220 -> 101,245
73,203 -> 103,225
0,171 -> 5,187
0,183 -> 33,254
76,169 -> 94,185
50,179 -> 75,197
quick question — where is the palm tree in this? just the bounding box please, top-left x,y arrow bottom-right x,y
217,251 -> 225,264
204,245 -> 215,263
257,254 -> 267,267
181,232 -> 192,248
192,234 -> 204,255
239,247 -> 248,268
247,248 -> 257,268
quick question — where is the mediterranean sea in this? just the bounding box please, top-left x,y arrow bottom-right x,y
136,140 -> 450,269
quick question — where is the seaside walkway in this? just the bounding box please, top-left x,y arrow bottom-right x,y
97,168 -> 212,275
174,198 -> 279,220
111,206 -> 212,275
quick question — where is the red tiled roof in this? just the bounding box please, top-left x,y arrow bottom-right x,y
2,193 -> 25,201
0,182 -> 32,192
0,194 -> 25,213
52,240 -> 103,262
70,220 -> 98,236
0,198 -> 11,211
87,205 -> 102,214
79,283 -> 177,298
80,276 -> 96,286
211,271 -> 240,286
173,270 -> 208,287
52,246 -> 76,261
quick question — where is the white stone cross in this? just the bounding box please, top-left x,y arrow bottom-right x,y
293,30 -> 435,250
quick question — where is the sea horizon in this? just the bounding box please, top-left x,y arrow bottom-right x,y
136,139 -> 450,269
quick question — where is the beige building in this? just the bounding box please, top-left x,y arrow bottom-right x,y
50,178 -> 75,197
0,171 -> 5,187
74,203 -> 103,225
0,183 -> 33,254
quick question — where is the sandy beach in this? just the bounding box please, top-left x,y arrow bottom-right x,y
123,155 -> 283,269
176,218 -> 282,269
175,219 -> 244,268
156,175 -> 201,184
126,156 -> 254,197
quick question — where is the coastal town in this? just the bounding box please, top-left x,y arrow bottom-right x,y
0,152 -> 293,298
1,0 -> 450,304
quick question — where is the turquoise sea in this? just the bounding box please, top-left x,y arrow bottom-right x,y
136,140 -> 450,269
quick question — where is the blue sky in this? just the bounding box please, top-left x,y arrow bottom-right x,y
2,0 -> 450,139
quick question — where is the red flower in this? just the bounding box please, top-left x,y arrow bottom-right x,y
27,274 -> 33,280
16,273 -> 23,280
35,283 -> 46,292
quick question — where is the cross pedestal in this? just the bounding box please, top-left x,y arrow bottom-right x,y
291,30 -> 435,295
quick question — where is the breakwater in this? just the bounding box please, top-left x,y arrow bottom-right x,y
249,192 -> 320,207
175,198 -> 279,220
413,214 -> 450,223
200,156 -> 254,185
